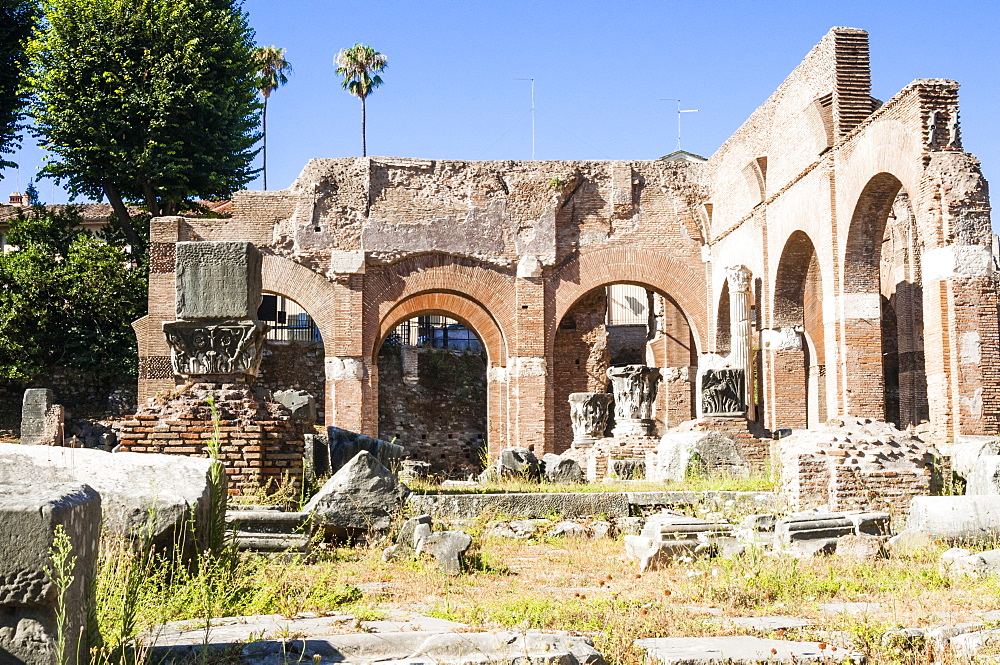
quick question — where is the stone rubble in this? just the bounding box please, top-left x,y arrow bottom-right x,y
304,450 -> 410,536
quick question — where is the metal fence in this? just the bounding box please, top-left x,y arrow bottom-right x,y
258,294 -> 321,343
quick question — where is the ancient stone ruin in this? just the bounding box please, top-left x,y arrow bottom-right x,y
128,27 -> 997,492
117,240 -> 306,494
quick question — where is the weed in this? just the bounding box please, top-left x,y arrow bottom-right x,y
45,524 -> 76,665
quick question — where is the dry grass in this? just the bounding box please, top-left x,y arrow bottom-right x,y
307,535 -> 1000,665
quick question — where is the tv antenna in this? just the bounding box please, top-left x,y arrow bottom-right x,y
660,98 -> 698,151
515,78 -> 535,159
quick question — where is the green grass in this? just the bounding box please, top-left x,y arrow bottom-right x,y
408,474 -> 777,495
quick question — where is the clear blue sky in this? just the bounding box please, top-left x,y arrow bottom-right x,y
4,0 -> 999,211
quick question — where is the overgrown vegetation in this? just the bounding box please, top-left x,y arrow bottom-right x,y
0,0 -> 35,174
0,205 -> 147,384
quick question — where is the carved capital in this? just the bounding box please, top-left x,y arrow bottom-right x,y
568,392 -> 613,446
701,368 -> 747,416
163,320 -> 267,377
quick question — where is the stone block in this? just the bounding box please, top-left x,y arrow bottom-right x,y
899,495 -> 1000,545
966,455 -> 1000,495
0,442 -> 215,551
304,451 -> 410,535
174,241 -> 262,320
273,389 -> 316,424
20,389 -> 64,447
635,636 -> 864,665
542,454 -> 585,484
0,483 -> 101,665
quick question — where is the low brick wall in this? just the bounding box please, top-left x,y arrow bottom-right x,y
116,383 -> 304,495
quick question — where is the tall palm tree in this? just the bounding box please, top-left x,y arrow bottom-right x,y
254,46 -> 292,190
335,44 -> 387,157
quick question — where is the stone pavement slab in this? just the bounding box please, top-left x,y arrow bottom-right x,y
635,636 -> 864,665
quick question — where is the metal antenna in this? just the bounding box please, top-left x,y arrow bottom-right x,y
516,78 -> 535,159
660,99 -> 699,151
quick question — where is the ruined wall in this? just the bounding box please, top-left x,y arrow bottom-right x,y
257,341 -> 326,423
133,26 -> 998,459
377,345 -> 487,476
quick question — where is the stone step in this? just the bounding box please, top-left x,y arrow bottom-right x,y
231,531 -> 311,553
225,510 -> 311,534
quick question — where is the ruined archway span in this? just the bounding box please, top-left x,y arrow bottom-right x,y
260,254 -> 338,345
364,253 -> 516,355
844,173 -> 905,294
373,291 -> 508,366
549,246 -> 707,353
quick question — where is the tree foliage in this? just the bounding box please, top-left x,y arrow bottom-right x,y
335,44 -> 386,157
26,0 -> 261,251
0,206 -> 147,383
254,45 -> 291,190
0,0 -> 36,173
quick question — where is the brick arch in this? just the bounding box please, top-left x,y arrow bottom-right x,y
261,254 -> 338,345
363,254 -> 516,356
550,246 -> 707,353
774,230 -> 822,329
844,173 -> 905,294
373,291 -> 508,366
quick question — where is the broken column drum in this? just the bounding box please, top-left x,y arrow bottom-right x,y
163,242 -> 268,379
607,365 -> 661,437
568,392 -> 613,447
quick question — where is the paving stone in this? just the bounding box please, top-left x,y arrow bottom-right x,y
721,616 -> 813,631
635,636 -> 864,665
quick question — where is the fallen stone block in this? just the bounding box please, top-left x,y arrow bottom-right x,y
836,534 -> 887,561
625,535 -> 702,571
966,455 -> 1000,495
897,495 -> 1000,546
774,513 -> 855,546
650,430 -> 748,482
0,442 -> 215,550
641,514 -> 732,541
635,636 -> 864,665
949,628 -> 1000,658
497,447 -> 541,480
550,520 -> 590,538
0,483 -> 101,665
947,435 -> 1000,482
940,547 -> 1000,578
304,450 -> 410,536
417,530 -> 472,575
542,453 -> 585,484
383,514 -> 433,561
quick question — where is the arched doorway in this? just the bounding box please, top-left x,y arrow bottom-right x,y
372,291 -> 508,476
255,292 -> 326,422
843,174 -> 928,426
771,231 -> 825,429
552,283 -> 697,453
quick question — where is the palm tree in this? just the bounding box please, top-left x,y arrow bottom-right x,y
335,44 -> 387,157
254,46 -> 292,190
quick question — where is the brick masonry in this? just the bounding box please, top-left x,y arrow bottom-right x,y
116,383 -> 305,495
131,27 -> 998,466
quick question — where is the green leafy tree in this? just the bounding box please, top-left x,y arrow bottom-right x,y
26,0 -> 261,254
335,43 -> 386,157
0,0 -> 36,174
0,206 -> 147,384
254,45 -> 291,190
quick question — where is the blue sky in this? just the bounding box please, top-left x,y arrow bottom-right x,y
4,0 -> 999,208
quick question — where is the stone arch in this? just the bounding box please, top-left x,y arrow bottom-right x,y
364,254 -> 516,356
550,246 -> 707,353
373,291 -> 508,366
841,172 -> 927,425
261,254 -> 338,348
373,290 -> 509,457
